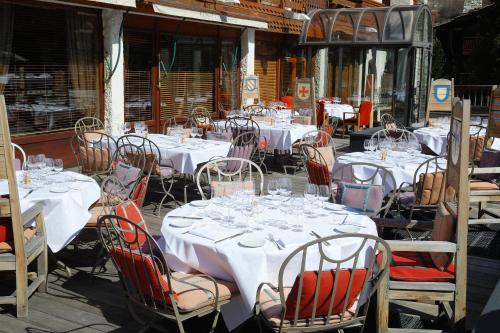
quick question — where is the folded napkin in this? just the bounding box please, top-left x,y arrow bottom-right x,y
188,225 -> 241,242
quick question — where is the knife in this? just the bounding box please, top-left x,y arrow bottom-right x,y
168,215 -> 203,220
214,232 -> 245,244
310,231 -> 331,246
23,189 -> 34,199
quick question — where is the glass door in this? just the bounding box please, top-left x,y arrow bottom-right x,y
279,57 -> 306,99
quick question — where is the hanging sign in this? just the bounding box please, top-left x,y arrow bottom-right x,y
241,75 -> 260,106
293,78 -> 315,110
426,78 -> 455,122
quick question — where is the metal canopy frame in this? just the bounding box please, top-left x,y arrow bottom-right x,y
299,4 -> 433,48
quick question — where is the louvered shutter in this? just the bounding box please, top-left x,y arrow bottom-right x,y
2,4 -> 101,136
159,36 -> 216,120
124,30 -> 153,122
255,58 -> 278,104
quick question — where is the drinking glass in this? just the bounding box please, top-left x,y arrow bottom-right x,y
54,159 -> 63,172
317,185 -> 331,208
363,139 -> 371,152
267,179 -> 279,198
221,195 -> 235,226
123,122 -> 131,134
196,128 -> 204,139
27,155 -> 37,171
44,158 -> 54,174
191,127 -> 198,138
278,177 -> 292,197
290,197 -> 304,232
36,154 -> 46,171
304,183 -> 318,214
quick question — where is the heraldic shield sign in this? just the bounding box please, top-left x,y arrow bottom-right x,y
434,84 -> 450,103
241,75 -> 260,104
297,82 -> 311,101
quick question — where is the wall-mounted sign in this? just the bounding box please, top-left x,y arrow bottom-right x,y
426,78 -> 454,121
241,75 -> 260,106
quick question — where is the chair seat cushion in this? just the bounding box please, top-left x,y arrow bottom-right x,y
86,206 -> 104,227
0,227 -> 38,254
258,286 -> 354,328
170,271 -> 237,313
337,182 -> 384,215
470,180 -> 500,191
397,191 -> 416,206
158,166 -> 175,178
379,251 -> 455,282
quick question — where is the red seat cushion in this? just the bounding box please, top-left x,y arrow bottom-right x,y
284,269 -> 367,320
258,138 -> 268,151
110,247 -> 176,303
131,176 -> 149,208
305,160 -> 330,186
378,251 -> 455,282
0,217 -> 13,243
115,201 -> 148,250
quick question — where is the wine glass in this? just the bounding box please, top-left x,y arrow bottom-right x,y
27,155 -> 37,171
54,159 -> 63,173
304,183 -> 318,215
197,128 -> 204,139
123,122 -> 131,134
290,197 -> 304,232
44,158 -> 54,175
267,179 -> 279,199
191,127 -> 198,138
317,185 -> 331,208
363,139 -> 371,152
278,178 -> 292,197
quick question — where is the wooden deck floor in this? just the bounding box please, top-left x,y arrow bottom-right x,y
0,139 -> 499,332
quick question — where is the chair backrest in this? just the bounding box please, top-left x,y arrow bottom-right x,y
74,116 -> 104,134
269,101 -> 286,110
331,162 -> 397,217
244,104 -> 266,116
358,101 -> 372,127
116,135 -> 160,174
224,117 -> 261,141
300,129 -> 336,152
275,234 -> 390,330
196,157 -> 264,200
412,156 -> 449,206
71,131 -> 117,175
162,117 -> 178,135
300,144 -> 333,187
469,125 -> 486,162
11,143 -> 26,171
380,113 -> 404,130
371,128 -> 417,143
0,95 -> 26,259
97,214 -> 175,311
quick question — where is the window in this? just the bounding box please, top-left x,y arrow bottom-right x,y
220,40 -> 239,112
124,30 -> 153,122
159,34 -> 216,119
0,3 -> 101,136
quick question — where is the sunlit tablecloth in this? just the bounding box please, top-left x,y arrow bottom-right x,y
158,196 -> 377,329
335,151 -> 448,194
111,134 -> 231,175
324,103 -> 355,119
0,171 -> 100,252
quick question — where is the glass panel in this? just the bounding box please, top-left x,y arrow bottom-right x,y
280,58 -> 305,99
220,40 -> 239,112
159,35 -> 216,119
339,48 -> 364,105
124,31 -> 153,122
373,49 -> 395,119
400,10 -> 415,41
412,48 -> 430,126
332,14 -> 354,42
357,12 -> 379,42
306,12 -> 330,43
426,12 -> 433,43
3,4 -> 100,136
384,10 -> 404,41
414,11 -> 425,42
394,48 -> 409,124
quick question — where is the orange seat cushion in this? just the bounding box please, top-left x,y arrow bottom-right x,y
415,172 -> 446,205
305,160 -> 330,186
284,269 -> 367,320
379,251 -> 455,282
115,201 -> 148,250
470,180 -> 500,191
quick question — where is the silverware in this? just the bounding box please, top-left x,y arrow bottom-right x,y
310,231 -> 331,246
268,233 -> 282,250
23,189 -> 34,198
340,216 -> 348,225
214,232 -> 245,244
168,215 -> 203,220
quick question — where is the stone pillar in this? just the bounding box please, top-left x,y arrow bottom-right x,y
240,28 -> 255,105
102,9 -> 125,137
313,48 -> 328,99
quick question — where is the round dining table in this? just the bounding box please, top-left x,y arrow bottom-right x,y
158,195 -> 377,330
335,151 -> 448,194
0,171 -> 100,252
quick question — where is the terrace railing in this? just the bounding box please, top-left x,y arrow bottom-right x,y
455,84 -> 497,115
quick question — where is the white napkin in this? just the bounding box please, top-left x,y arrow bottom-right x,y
188,225 -> 241,242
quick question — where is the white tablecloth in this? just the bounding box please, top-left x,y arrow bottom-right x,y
113,134 -> 231,175
216,120 -> 316,150
0,171 -> 100,252
414,126 -> 499,156
324,103 -> 355,119
335,151 -> 448,194
159,196 -> 377,329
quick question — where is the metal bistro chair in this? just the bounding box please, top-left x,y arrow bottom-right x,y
255,234 -> 391,333
331,162 -> 398,218
11,143 -> 26,171
196,157 -> 264,200
71,131 -> 117,180
74,116 -> 104,134
225,117 -> 268,173
116,135 -> 178,215
371,128 -> 418,143
380,113 -> 404,131
244,104 -> 266,116
97,214 -> 237,333
469,124 -> 487,163
300,143 -> 336,189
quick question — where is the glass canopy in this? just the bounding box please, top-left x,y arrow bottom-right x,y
300,5 -> 433,47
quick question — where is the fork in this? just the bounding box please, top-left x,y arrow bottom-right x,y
267,233 -> 282,250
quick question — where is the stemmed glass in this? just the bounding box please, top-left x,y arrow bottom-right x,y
220,194 -> 236,226
54,159 -> 63,173
196,128 -> 204,139
278,178 -> 292,198
27,155 -> 37,172
44,158 -> 54,175
191,127 -> 198,138
267,179 -> 279,200
363,139 -> 371,152
304,183 -> 318,215
123,122 -> 131,134
290,197 -> 304,232
317,185 -> 331,209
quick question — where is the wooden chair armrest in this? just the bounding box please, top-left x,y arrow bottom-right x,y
386,240 -> 457,253
373,218 -> 434,231
21,203 -> 44,226
469,167 -> 500,174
